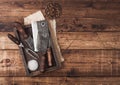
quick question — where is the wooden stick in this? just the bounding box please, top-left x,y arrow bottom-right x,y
47,48 -> 52,66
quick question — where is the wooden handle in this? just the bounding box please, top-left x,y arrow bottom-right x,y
47,48 -> 52,66
8,34 -> 20,45
40,56 -> 45,72
13,22 -> 28,39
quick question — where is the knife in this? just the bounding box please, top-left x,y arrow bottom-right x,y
13,22 -> 34,50
37,20 -> 50,72
30,11 -> 45,52
31,20 -> 50,72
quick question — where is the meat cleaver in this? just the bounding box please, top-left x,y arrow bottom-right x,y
31,20 -> 50,72
25,11 -> 45,52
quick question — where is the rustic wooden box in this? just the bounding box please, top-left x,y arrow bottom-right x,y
14,26 -> 62,76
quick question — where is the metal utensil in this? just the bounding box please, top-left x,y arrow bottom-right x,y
13,22 -> 34,50
32,20 -> 49,53
8,34 -> 21,45
30,11 -> 45,52
7,34 -> 39,60
37,20 -> 50,72
8,34 -> 24,47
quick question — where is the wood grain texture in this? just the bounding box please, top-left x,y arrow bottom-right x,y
0,50 -> 120,77
0,0 -> 120,84
0,0 -> 119,32
0,50 -> 25,76
1,32 -> 120,50
1,77 -> 120,85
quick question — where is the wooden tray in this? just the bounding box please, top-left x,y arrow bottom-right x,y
14,26 -> 62,76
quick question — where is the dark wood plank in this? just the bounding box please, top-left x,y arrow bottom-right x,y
1,17 -> 120,32
0,49 -> 120,77
0,0 -> 119,32
1,77 -> 120,85
0,0 -> 119,10
1,32 -> 120,50
0,16 -> 120,32
57,17 -> 120,32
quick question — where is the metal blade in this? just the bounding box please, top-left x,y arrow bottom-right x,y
27,10 -> 45,52
31,21 -> 39,52
37,20 -> 49,53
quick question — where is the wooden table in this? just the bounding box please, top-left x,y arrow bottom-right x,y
0,0 -> 120,84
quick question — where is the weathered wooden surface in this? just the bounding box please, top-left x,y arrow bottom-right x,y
0,0 -> 120,84
0,50 -> 120,77
1,77 -> 120,85
0,0 -> 120,32
1,32 -> 120,50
